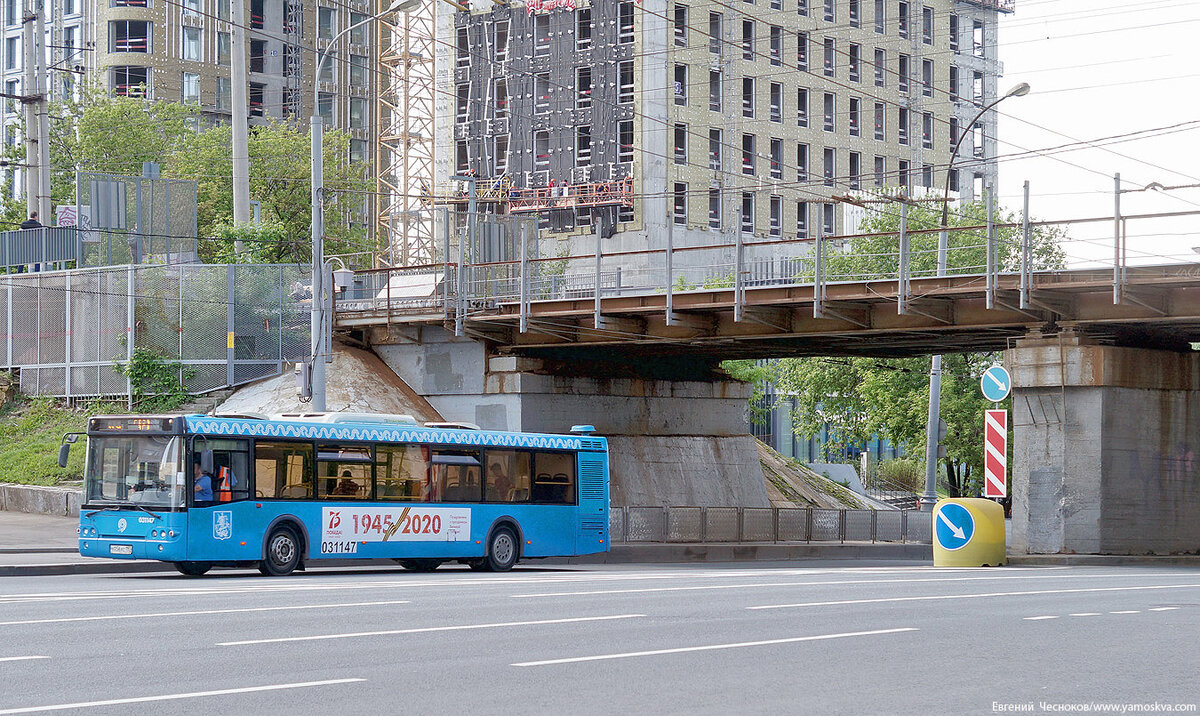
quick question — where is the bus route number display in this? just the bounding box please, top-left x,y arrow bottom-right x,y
320,506 -> 471,553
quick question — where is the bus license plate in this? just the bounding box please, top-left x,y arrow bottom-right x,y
321,540 -> 358,555
109,544 -> 133,555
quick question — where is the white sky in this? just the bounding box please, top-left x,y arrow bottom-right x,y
998,0 -> 1200,267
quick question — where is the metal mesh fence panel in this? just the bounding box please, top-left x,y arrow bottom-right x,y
185,364 -> 228,395
845,510 -> 874,541
876,510 -> 904,542
742,508 -> 775,541
811,509 -> 842,541
180,266 -> 228,362
71,365 -> 101,397
69,272 -> 100,364
11,278 -> 38,366
907,511 -> 932,543
666,507 -> 702,542
609,508 -> 625,542
777,508 -> 808,541
37,275 -> 66,364
625,507 -> 665,542
134,266 -> 182,359
705,507 -> 739,542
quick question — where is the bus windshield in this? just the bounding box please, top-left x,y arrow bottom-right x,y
84,435 -> 184,510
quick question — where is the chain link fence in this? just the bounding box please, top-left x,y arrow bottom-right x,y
75,171 -> 198,267
611,506 -> 933,544
0,263 -> 310,399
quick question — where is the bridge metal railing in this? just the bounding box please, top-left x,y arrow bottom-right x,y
0,228 -> 83,269
609,506 -> 932,544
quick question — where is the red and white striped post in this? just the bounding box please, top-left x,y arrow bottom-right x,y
983,409 -> 1007,498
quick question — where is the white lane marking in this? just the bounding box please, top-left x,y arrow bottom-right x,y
1149,607 -> 1180,611
511,627 -> 919,667
0,600 -> 410,627
510,572 -> 1150,599
1110,611 -> 1140,614
1069,613 -> 1101,617
1023,616 -> 1059,621
747,584 -> 1200,610
218,613 -> 647,646
0,678 -> 365,715
0,656 -> 49,663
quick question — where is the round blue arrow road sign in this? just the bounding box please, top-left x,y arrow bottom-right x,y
980,365 -> 1012,402
934,503 -> 975,551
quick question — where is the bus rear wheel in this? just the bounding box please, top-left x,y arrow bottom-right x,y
397,559 -> 442,572
484,527 -> 518,572
174,561 -> 211,577
260,526 -> 301,576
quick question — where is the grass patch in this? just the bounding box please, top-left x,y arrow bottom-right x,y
0,396 -> 125,486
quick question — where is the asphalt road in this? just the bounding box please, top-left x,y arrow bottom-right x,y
0,562 -> 1197,715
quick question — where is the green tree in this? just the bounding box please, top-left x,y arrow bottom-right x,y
731,196 -> 1063,496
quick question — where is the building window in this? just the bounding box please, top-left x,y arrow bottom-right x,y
618,61 -> 634,104
5,36 -> 18,70
110,20 -> 151,53
796,32 -> 808,71
823,0 -> 834,22
619,2 -> 634,43
674,3 -> 688,46
874,48 -> 885,87
973,70 -> 984,105
797,87 -> 808,127
709,71 -> 722,112
949,14 -> 959,52
950,116 -> 960,146
182,0 -> 200,17
822,92 -> 834,132
874,102 -> 884,141
849,152 -> 861,190
181,71 -> 199,104
769,195 -> 781,238
741,193 -> 754,235
456,27 -> 469,67
534,15 -> 550,58
796,201 -> 808,238
742,77 -> 754,118
769,83 -> 781,123
577,126 -> 592,166
875,0 -> 884,33
577,67 -> 592,109
495,20 -> 510,61
922,111 -> 933,149
618,120 -> 634,164
849,97 -> 860,136
534,130 -> 549,170
317,92 -> 333,124
673,123 -> 687,164
850,0 -> 860,27
823,37 -> 834,77
216,77 -> 230,110
534,73 -> 550,113
455,83 -> 468,123
709,190 -> 722,229
769,138 -> 782,180
674,64 -> 687,105
874,155 -> 885,187
950,65 -> 959,100
741,133 -> 755,176
923,6 -> 934,45
797,0 -> 808,17
922,163 -> 934,189
922,59 -> 933,97
949,168 -> 959,193
673,183 -> 687,225
742,20 -> 754,60
849,44 -> 860,83
249,39 -> 266,73
350,12 -> 368,45
247,82 -> 263,117
217,32 -> 230,67
709,128 -> 722,170
796,143 -> 808,181
974,20 -> 984,57
351,55 -> 369,88
350,138 -> 367,163
318,7 -> 334,40
823,148 -> 835,187
769,26 -> 782,66
823,203 -> 834,236
111,0 -> 148,6
455,139 -> 468,174
898,1 -> 909,39
709,12 -> 722,54
350,97 -> 367,129
898,159 -> 910,188
319,53 -> 336,83
111,66 -> 149,96
898,107 -> 909,145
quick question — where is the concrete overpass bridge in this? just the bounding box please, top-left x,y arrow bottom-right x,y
332,251 -> 1200,558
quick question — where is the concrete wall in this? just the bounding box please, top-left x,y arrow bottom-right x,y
1008,333 -> 1200,555
372,325 -> 769,507
0,484 -> 81,517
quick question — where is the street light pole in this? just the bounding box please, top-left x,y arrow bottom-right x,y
309,0 -> 416,412
919,82 -> 1029,512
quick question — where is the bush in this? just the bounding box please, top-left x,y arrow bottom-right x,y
876,458 -> 925,493
113,348 -> 194,412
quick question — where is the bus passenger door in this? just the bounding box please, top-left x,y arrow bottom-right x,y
575,452 -> 609,554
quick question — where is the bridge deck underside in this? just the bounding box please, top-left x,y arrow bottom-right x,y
340,267 -> 1200,360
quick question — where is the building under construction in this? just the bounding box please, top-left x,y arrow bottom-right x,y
440,0 -> 1010,269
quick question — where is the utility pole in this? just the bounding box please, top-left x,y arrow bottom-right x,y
34,2 -> 49,220
230,0 -> 250,254
21,0 -> 38,218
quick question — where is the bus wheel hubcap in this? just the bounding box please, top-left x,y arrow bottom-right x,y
272,536 -> 295,564
493,534 -> 513,564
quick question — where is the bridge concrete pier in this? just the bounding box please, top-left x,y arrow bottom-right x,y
1007,332 -> 1200,555
369,325 -> 769,507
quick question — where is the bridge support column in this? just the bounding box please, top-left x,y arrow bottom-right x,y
1007,332 -> 1200,555
371,325 -> 769,507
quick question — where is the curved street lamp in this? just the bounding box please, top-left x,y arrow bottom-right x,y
920,82 -> 1030,512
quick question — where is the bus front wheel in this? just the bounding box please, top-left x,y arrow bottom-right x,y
174,561 -> 211,577
260,526 -> 301,576
484,527 -> 518,572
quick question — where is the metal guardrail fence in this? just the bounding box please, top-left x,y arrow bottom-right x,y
609,506 -> 932,544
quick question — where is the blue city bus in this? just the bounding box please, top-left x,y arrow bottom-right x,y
66,413 -> 610,576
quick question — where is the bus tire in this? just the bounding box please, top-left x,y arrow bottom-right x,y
261,526 -> 301,576
397,559 -> 442,572
174,561 -> 211,577
484,526 -> 519,572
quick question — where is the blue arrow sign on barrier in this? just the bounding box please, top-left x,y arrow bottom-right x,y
980,365 -> 1012,403
934,503 -> 975,551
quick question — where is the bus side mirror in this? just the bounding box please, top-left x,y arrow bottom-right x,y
200,450 -> 214,475
58,444 -> 70,468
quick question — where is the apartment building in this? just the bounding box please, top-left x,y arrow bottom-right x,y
444,0 -> 1009,268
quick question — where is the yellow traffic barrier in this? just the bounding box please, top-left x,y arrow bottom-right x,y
932,498 -> 1006,567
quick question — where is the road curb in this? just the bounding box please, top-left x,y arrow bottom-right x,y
1008,554 -> 1200,566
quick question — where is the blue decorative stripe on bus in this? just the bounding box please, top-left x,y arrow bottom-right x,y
184,416 -> 599,451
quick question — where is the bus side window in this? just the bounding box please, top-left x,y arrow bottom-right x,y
531,453 -> 575,504
376,444 -> 429,501
254,441 -> 314,498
